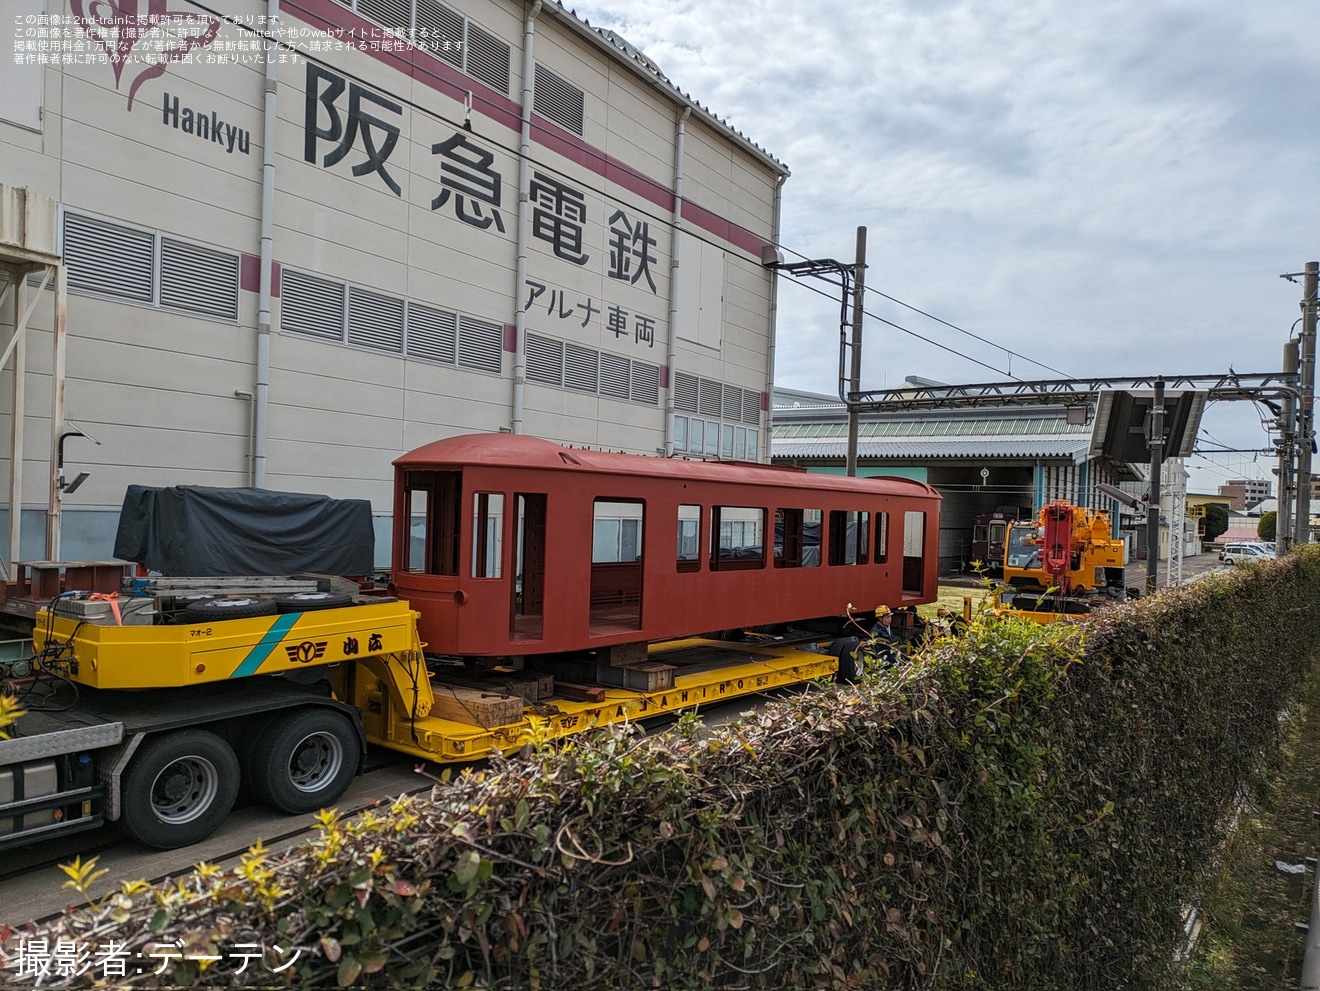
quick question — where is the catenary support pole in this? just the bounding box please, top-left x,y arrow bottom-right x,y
1279,338 -> 1298,555
1145,377 -> 1164,595
1295,261 -> 1317,545
845,226 -> 866,477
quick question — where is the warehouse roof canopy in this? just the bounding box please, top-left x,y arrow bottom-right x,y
771,387 -> 1142,477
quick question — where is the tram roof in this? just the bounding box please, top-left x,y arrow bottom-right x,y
396,434 -> 941,499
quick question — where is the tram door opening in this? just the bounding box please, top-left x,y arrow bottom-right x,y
402,470 -> 461,576
903,511 -> 926,596
590,499 -> 644,634
512,493 -> 547,641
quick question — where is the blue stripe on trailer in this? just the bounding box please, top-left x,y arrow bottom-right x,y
230,613 -> 301,678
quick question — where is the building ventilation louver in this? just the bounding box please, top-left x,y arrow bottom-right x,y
159,238 -> 239,319
534,62 -> 585,136
465,23 -> 511,94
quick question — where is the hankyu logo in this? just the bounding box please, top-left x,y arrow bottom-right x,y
70,0 -> 221,109
285,641 -> 328,664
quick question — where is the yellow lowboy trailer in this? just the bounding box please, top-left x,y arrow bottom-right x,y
4,597 -> 836,851
39,600 -> 422,690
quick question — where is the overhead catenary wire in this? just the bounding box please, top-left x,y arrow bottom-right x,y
776,244 -> 1075,381
778,273 -> 1021,381
190,0 -> 1088,397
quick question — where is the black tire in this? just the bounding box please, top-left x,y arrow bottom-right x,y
274,590 -> 355,613
247,709 -> 360,814
184,596 -> 279,623
828,636 -> 862,682
119,730 -> 240,850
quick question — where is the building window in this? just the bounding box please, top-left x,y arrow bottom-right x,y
62,212 -> 239,320
673,372 -> 761,458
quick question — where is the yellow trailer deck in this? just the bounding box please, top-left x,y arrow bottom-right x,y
10,597 -> 842,851
337,637 -> 838,762
35,602 -> 837,762
36,600 -> 421,689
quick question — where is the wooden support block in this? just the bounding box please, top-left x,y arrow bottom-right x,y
440,672 -> 537,703
527,672 -> 555,699
430,683 -> 524,728
556,682 -> 606,703
479,672 -> 556,701
622,662 -> 676,692
599,641 -> 648,667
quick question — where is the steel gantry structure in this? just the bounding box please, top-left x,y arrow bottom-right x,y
844,370 -> 1306,591
847,371 -> 1300,412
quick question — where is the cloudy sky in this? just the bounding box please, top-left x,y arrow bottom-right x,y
574,0 -> 1320,494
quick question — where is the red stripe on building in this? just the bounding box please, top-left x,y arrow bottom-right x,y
283,0 -> 770,258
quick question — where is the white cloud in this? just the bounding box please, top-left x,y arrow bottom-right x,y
574,0 -> 1320,491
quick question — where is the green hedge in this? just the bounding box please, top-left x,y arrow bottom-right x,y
10,550 -> 1320,990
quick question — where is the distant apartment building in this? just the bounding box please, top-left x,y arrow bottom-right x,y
1218,478 -> 1272,511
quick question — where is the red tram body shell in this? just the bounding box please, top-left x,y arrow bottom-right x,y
392,434 -> 941,658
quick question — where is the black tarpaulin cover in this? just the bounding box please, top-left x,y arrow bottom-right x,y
114,484 -> 375,576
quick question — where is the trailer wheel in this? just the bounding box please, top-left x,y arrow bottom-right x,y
828,636 -> 862,682
120,730 -> 240,849
184,596 -> 279,623
274,590 -> 355,613
248,709 -> 360,814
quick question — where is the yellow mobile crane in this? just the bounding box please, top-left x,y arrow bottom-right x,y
1002,500 -> 1128,620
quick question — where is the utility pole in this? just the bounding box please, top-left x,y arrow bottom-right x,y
1145,377 -> 1164,596
1278,338 -> 1298,555
845,226 -> 867,477
1295,261 -> 1318,545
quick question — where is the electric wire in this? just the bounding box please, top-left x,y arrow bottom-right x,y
777,244 -> 1075,380
190,0 -> 1082,392
778,273 -> 1017,381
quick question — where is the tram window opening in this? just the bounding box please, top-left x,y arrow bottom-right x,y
774,508 -> 821,568
875,511 -> 889,564
828,510 -> 870,566
404,488 -> 428,573
902,510 -> 926,595
402,469 -> 461,575
511,493 -> 546,641
710,506 -> 765,571
591,499 -> 644,633
471,492 -> 504,579
677,504 -> 701,573
593,501 -> 644,562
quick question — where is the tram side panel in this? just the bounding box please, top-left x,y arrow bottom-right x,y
393,456 -> 942,658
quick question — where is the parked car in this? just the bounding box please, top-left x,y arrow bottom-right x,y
1219,542 -> 1274,564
